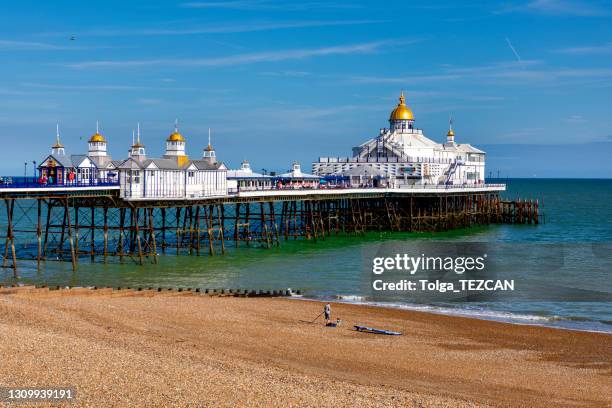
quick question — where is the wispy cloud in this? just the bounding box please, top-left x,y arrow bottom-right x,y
259,70 -> 312,77
180,1 -> 362,11
22,82 -> 145,91
137,98 -> 162,105
41,20 -> 383,38
0,39 -> 124,51
345,62 -> 612,97
349,60 -> 612,86
0,87 -> 33,96
564,114 -> 587,123
21,82 -> 197,92
497,0 -> 610,16
0,39 -> 77,51
554,42 -> 612,54
65,40 -> 411,69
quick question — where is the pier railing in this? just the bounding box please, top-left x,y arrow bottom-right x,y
230,183 -> 506,193
0,177 -> 119,189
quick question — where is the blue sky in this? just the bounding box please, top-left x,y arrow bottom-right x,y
1,0 -> 611,177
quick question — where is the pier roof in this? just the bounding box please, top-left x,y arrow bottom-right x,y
190,160 -> 226,171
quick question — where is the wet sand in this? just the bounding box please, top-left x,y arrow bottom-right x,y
0,288 -> 610,407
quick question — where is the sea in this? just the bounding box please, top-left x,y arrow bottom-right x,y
2,179 -> 611,333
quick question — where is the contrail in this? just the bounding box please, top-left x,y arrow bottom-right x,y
505,37 -> 522,62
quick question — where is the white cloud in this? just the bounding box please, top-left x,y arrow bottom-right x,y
0,40 -> 74,50
259,70 -> 311,77
347,61 -> 612,86
65,40 -> 409,69
20,82 -> 197,92
554,42 -> 612,54
498,0 -> 610,16
137,98 -> 162,105
564,114 -> 587,123
40,20 -> 383,38
180,1 -> 361,11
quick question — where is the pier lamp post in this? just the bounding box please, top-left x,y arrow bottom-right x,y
24,161 -> 27,179
32,160 -> 36,179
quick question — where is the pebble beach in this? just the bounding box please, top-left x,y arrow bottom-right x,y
0,287 -> 610,407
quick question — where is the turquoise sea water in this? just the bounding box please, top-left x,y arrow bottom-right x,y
2,179 -> 611,333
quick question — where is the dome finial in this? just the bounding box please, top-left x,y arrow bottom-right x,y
389,90 -> 414,122
53,123 -> 64,148
447,116 -> 455,140
137,122 -> 141,145
88,120 -> 106,143
167,119 -> 186,142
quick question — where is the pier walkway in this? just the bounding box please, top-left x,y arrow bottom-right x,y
0,177 -> 506,200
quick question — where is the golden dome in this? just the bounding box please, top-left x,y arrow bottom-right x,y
52,135 -> 64,149
204,144 -> 214,152
89,132 -> 106,143
447,129 -> 455,137
389,92 -> 414,121
167,131 -> 185,142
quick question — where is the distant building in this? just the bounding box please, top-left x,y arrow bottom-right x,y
275,162 -> 320,189
227,160 -> 273,191
312,92 -> 485,186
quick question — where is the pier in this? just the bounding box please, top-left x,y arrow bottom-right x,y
0,183 -> 541,275
0,93 -> 547,275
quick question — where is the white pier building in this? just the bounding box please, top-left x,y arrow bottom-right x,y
118,125 -> 227,199
312,92 -> 485,187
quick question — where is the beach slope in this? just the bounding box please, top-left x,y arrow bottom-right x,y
0,289 -> 610,407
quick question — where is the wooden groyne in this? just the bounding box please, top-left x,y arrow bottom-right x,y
0,285 -> 300,298
0,189 -> 542,274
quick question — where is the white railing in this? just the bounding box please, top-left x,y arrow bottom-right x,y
316,156 -> 456,165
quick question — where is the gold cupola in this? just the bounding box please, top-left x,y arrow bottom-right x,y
167,131 -> 185,142
446,118 -> 455,143
89,133 -> 106,143
389,91 -> 415,121
88,121 -> 108,157
88,120 -> 106,143
167,120 -> 186,142
164,120 -> 189,166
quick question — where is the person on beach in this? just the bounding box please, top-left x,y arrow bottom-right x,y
324,303 -> 331,324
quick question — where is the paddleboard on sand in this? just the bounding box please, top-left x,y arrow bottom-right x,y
354,325 -> 402,335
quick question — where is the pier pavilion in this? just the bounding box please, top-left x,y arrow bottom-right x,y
312,92 -> 485,187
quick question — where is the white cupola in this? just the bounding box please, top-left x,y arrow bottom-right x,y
51,124 -> 65,156
129,123 -> 146,161
88,121 -> 108,157
202,128 -> 217,164
164,119 -> 189,166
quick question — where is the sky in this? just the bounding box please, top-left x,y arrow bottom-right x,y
1,0 -> 611,177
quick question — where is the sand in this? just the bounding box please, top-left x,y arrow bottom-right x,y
0,288 -> 610,407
